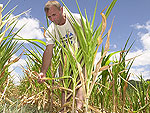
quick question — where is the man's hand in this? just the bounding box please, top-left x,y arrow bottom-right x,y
38,72 -> 46,83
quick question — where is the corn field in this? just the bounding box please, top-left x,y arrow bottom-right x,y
0,0 -> 150,113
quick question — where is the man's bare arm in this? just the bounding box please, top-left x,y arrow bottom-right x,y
41,44 -> 54,74
38,44 -> 54,83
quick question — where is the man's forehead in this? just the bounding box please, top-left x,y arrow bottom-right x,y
49,6 -> 60,11
46,6 -> 59,14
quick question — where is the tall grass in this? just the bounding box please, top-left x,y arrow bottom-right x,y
0,0 -> 150,113
16,0 -> 150,112
0,0 -> 30,112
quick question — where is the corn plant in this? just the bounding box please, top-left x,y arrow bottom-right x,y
15,0 -> 117,112
40,0 -> 118,112
14,0 -> 150,112
0,0 -> 30,111
14,38 -> 62,112
126,76 -> 150,112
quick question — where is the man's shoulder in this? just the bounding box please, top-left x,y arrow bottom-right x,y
72,13 -> 81,19
48,22 -> 55,28
45,23 -> 56,37
63,7 -> 81,20
67,13 -> 81,23
47,22 -> 56,31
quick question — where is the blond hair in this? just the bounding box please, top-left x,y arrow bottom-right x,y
44,1 -> 61,13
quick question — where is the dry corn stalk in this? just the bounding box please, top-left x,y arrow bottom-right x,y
89,16 -> 114,98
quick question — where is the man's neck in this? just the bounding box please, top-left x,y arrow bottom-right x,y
58,14 -> 66,26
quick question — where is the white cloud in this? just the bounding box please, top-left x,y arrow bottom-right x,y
8,54 -> 27,85
132,23 -> 145,30
140,33 -> 150,50
9,66 -> 21,85
113,44 -> 117,49
10,55 -> 27,67
132,20 -> 150,50
129,68 -> 150,80
144,21 -> 150,32
131,21 -> 150,66
16,17 -> 44,40
94,48 -> 150,81
10,14 -> 44,43
125,20 -> 150,80
126,50 -> 150,66
132,20 -> 150,32
94,52 -> 101,64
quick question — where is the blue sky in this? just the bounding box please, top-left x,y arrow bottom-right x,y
1,0 -> 150,82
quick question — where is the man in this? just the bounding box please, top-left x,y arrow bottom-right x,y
38,1 -> 84,112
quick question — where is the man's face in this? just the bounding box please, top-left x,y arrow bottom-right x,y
46,6 -> 63,25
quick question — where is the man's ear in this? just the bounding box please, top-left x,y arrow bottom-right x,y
60,7 -> 63,13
